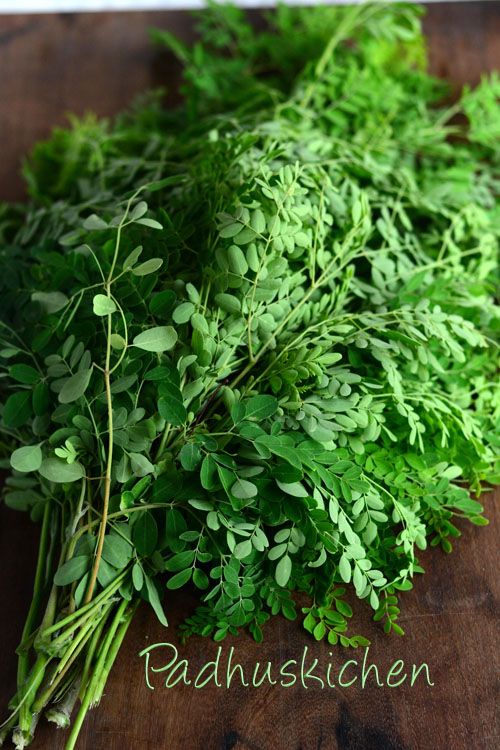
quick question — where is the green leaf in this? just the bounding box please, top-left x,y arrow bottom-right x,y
92,295 -> 117,316
179,443 -> 202,471
276,480 -> 308,497
123,245 -> 143,269
133,326 -> 177,352
338,555 -> 351,583
251,208 -> 266,234
231,478 -> 258,499
193,568 -> 209,589
200,454 -> 217,490
129,453 -> 155,477
244,395 -> 278,421
31,291 -> 69,314
3,391 -> 32,428
83,213 -> 108,230
135,217 -> 163,230
39,458 -> 84,483
158,378 -> 185,419
228,245 -> 248,274
275,554 -> 292,587
9,364 -> 40,384
219,222 -> 242,239
166,509 -> 187,552
234,540 -> 252,559
102,533 -> 133,569
10,444 -> 43,473
144,365 -> 177,381
313,621 -> 326,641
132,258 -> 163,276
214,293 -> 241,314
146,175 -> 183,192
97,558 -> 118,588
144,575 -> 168,626
5,490 -> 41,511
167,568 -> 192,590
173,302 -> 195,324
165,550 -> 195,571
130,200 -> 148,220
133,512 -> 158,557
54,556 -> 90,586
272,463 -> 302,484
110,333 -> 126,350
32,383 -> 50,416
58,368 -> 93,404
132,563 -> 144,591
149,290 -> 176,317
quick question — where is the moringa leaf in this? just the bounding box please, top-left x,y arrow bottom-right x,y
133,326 -> 177,352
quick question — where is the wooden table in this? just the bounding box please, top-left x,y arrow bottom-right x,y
0,5 -> 499,749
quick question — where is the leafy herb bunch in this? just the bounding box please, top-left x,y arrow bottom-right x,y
0,3 -> 499,748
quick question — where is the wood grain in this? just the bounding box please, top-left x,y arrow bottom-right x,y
0,4 -> 499,749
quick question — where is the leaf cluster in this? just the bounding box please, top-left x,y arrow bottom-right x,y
0,4 -> 498,745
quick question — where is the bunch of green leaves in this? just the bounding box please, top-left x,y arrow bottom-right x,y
0,3 -> 498,748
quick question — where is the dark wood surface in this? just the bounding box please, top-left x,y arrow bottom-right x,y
0,5 -> 499,749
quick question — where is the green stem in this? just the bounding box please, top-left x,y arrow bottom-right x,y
39,571 -> 126,643
91,601 -> 138,706
31,602 -> 112,715
16,501 -> 52,690
64,600 -> 129,750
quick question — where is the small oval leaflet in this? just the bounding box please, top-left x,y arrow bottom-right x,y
132,326 -> 178,353
9,364 -> 40,385
39,458 -> 85,484
123,245 -> 143,269
3,391 -> 32,428
167,568 -> 192,590
275,554 -> 292,587
130,200 -> 148,220
54,556 -> 90,586
110,333 -> 126,350
214,293 -> 241,314
132,511 -> 158,557
58,367 -> 93,404
338,554 -> 351,583
129,452 -> 155,477
102,533 -> 133,569
132,563 -> 144,591
83,214 -> 108,231
131,258 -> 163,276
231,478 -> 258,499
92,295 -> 117,316
31,291 -> 69,314
10,444 -> 43,473
135,217 -> 163,230
145,575 -> 168,626
173,302 -> 195,324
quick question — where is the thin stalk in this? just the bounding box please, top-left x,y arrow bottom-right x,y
40,571 -> 126,642
91,601 -> 138,706
16,501 -> 52,689
31,607 -> 108,715
77,607 -> 113,699
64,600 -> 129,750
84,198 -> 133,603
14,653 -> 49,738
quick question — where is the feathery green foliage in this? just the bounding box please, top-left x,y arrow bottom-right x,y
0,4 -> 498,748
